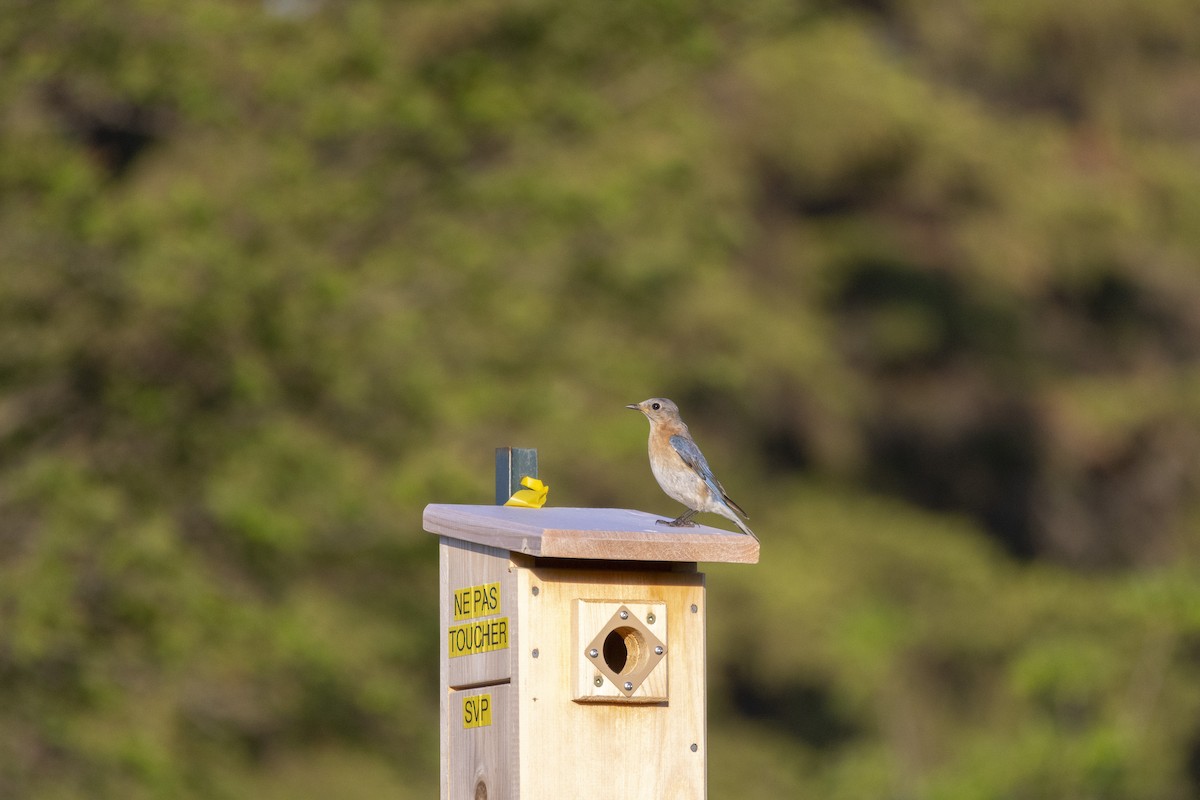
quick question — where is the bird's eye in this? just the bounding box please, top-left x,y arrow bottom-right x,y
651,402 -> 661,410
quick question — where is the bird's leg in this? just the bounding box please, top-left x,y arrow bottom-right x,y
656,509 -> 698,528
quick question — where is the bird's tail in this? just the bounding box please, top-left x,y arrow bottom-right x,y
720,492 -> 755,538
731,514 -> 756,538
721,491 -> 749,521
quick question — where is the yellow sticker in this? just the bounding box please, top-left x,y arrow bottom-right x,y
448,617 -> 510,658
453,582 -> 501,621
462,693 -> 492,729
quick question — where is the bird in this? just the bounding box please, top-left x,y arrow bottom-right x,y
626,398 -> 755,537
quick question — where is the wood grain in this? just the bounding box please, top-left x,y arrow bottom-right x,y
573,599 -> 668,703
448,683 -> 515,800
516,565 -> 707,799
441,538 -> 514,690
424,504 -> 759,564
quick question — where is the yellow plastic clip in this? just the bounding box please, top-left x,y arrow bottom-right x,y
504,476 -> 549,508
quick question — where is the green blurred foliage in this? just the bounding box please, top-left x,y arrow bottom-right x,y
2,0 -> 1200,796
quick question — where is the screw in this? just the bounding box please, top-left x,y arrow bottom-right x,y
588,648 -> 599,658
655,645 -> 664,655
646,612 -> 656,624
690,743 -> 698,753
532,649 -> 539,658
619,610 -> 629,620
624,681 -> 633,691
690,604 -> 698,613
532,586 -> 539,596
594,676 -> 603,687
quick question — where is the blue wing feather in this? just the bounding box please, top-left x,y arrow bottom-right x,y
669,434 -> 714,480
669,434 -> 749,519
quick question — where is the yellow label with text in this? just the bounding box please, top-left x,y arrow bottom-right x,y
463,693 -> 492,729
447,616 -> 509,658
453,582 -> 501,621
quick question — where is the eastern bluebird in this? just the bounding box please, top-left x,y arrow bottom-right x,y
626,398 -> 755,537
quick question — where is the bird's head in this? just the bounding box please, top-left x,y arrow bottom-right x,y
625,398 -> 682,425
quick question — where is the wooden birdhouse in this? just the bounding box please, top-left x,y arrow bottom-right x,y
423,499 -> 759,799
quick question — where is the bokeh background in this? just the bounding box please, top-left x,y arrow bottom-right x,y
4,1 -> 1200,797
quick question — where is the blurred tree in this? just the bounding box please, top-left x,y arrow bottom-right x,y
1,0 -> 1200,797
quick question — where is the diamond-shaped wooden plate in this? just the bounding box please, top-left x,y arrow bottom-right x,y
574,601 -> 668,702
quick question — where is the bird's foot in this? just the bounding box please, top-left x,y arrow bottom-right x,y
656,518 -> 698,528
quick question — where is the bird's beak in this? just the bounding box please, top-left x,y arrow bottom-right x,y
625,403 -> 641,411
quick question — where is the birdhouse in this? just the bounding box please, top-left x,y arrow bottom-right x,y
423,503 -> 759,799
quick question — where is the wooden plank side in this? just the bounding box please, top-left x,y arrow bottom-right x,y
440,538 -> 450,800
443,538 -> 515,690
448,683 -> 515,800
424,505 -> 759,564
516,566 -> 707,799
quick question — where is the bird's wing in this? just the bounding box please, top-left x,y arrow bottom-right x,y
669,434 -> 749,520
668,434 -> 714,480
